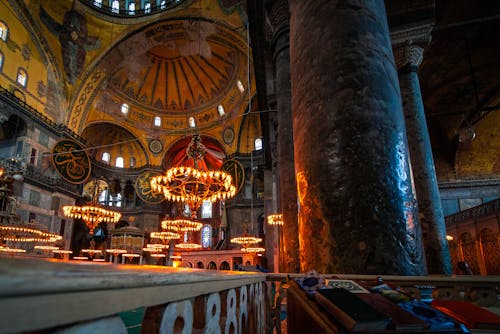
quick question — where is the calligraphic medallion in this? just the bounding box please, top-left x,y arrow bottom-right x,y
221,159 -> 245,194
135,171 -> 165,204
51,139 -> 91,184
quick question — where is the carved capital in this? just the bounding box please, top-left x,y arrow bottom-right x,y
265,0 -> 289,32
394,44 -> 424,70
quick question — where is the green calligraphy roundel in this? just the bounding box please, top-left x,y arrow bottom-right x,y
135,171 -> 165,204
51,139 -> 91,184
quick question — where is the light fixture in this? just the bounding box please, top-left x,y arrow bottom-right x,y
175,242 -> 202,249
161,218 -> 203,232
267,213 -> 283,226
63,179 -> 121,234
241,247 -> 265,253
150,134 -> 236,219
230,235 -> 262,249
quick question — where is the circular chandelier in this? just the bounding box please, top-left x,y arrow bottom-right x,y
230,236 -> 262,249
0,225 -> 62,243
241,247 -> 265,253
63,205 -> 121,234
175,242 -> 202,249
150,134 -> 236,218
63,179 -> 121,234
151,231 -> 181,241
267,213 -> 283,226
161,219 -> 203,232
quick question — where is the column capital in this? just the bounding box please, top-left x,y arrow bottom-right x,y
394,44 -> 424,71
265,0 -> 289,33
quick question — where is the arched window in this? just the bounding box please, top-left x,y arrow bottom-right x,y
121,103 -> 129,115
217,105 -> 225,117
183,203 -> 191,217
160,0 -> 167,9
254,138 -> 263,151
128,1 -> 135,14
201,200 -> 212,219
115,156 -> 124,168
111,0 -> 120,13
101,152 -> 110,163
129,157 -> 136,167
188,116 -> 196,128
0,21 -> 8,41
237,80 -> 245,93
98,188 -> 108,204
93,0 -> 102,7
154,116 -> 161,127
144,1 -> 151,13
17,68 -> 27,87
201,225 -> 212,248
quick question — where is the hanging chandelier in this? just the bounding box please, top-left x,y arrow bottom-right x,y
150,134 -> 236,218
230,235 -> 262,249
63,179 -> 121,234
161,218 -> 203,232
267,213 -> 283,226
241,247 -> 265,253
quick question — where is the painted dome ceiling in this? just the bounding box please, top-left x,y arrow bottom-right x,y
92,19 -> 251,133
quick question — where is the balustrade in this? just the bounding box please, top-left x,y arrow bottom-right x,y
0,258 -> 499,334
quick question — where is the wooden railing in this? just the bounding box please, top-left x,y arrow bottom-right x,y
1,258 -> 499,334
0,257 -> 267,334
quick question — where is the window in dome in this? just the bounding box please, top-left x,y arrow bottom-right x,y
160,0 -> 167,9
128,1 -> 135,14
102,152 -> 110,163
0,21 -> 8,41
154,116 -> 161,127
217,105 -> 225,117
111,0 -> 120,13
93,0 -> 102,7
201,200 -> 212,219
130,157 -> 136,168
237,80 -> 245,93
121,103 -> 129,115
254,138 -> 263,151
188,117 -> 196,128
115,156 -> 124,168
201,225 -> 212,248
17,68 -> 27,87
144,1 -> 151,13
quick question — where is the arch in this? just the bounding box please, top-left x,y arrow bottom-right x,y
81,122 -> 149,168
0,114 -> 27,141
220,261 -> 230,270
186,262 -> 193,268
162,134 -> 227,171
196,261 -> 204,269
207,261 -> 217,270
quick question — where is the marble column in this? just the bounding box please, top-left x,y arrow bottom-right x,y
395,45 -> 453,275
269,0 -> 300,273
289,0 -> 427,275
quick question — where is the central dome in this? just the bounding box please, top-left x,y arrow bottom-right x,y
104,20 -> 244,115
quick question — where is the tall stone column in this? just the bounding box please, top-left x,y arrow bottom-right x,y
289,0 -> 427,275
395,44 -> 453,274
268,0 -> 300,273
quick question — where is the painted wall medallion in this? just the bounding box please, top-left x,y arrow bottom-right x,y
223,127 -> 234,144
135,171 -> 165,204
221,159 -> 245,194
51,139 -> 91,184
149,139 -> 163,154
